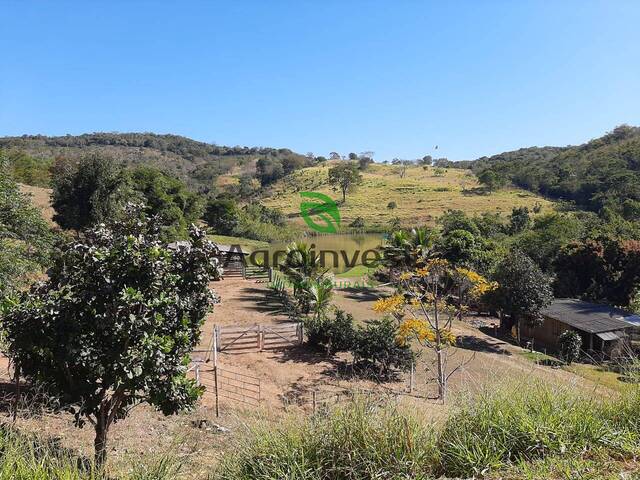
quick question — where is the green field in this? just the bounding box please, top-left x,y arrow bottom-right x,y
260,163 -> 554,230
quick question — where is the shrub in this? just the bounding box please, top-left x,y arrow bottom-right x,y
387,201 -> 397,210
558,330 -> 582,364
351,318 -> 414,377
203,197 -> 239,235
305,308 -> 356,355
349,216 -> 365,229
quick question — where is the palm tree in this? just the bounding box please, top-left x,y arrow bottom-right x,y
280,242 -> 323,313
382,227 -> 438,277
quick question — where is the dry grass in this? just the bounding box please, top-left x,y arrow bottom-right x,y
260,163 -> 554,230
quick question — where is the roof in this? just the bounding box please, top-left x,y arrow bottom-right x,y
542,299 -> 634,334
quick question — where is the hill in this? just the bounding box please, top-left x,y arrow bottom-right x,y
260,162 -> 553,230
0,132 -> 308,191
471,125 -> 640,213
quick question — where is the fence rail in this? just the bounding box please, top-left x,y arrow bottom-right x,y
215,323 -> 303,352
191,363 -> 261,414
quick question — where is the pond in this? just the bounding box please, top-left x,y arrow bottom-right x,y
253,233 -> 386,274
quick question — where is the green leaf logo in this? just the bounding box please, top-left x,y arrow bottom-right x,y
300,192 -> 341,233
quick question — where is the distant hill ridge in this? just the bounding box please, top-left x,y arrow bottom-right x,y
0,132 -> 307,190
470,125 -> 640,212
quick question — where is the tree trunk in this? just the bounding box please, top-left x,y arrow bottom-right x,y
341,188 -> 346,203
94,421 -> 109,469
436,347 -> 446,404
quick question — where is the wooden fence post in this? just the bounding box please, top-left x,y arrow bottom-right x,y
312,390 -> 317,414
214,366 -> 220,418
195,363 -> 201,386
212,325 -> 218,367
12,363 -> 20,423
409,362 -> 415,393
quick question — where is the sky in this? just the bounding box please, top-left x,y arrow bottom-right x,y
1,1 -> 639,162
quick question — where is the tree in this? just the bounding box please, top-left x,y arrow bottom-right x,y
376,259 -> 494,401
491,251 -> 553,341
358,156 -> 373,170
351,318 -> 413,378
51,155 -> 127,230
477,169 -> 507,191
0,154 -> 55,298
328,162 -> 362,203
2,207 -> 221,468
558,330 -> 582,364
128,166 -> 203,241
256,157 -> 284,185
203,197 -> 239,235
509,206 -> 531,234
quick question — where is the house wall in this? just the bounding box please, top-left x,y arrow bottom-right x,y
520,315 -> 571,351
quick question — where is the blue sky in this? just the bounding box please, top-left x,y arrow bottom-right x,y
1,1 -> 639,161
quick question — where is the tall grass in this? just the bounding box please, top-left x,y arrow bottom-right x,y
217,383 -> 640,479
216,400 -> 437,480
0,424 -> 179,480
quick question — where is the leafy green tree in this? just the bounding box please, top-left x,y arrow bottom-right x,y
491,250 -> 553,340
509,206 -> 531,234
0,155 -> 55,298
381,227 -> 439,278
477,169 -> 507,191
256,157 -> 284,185
558,330 -> 582,364
51,155 -> 127,230
204,197 -> 239,235
128,166 -> 203,241
2,207 -> 220,468
438,210 -> 481,236
328,162 -> 362,203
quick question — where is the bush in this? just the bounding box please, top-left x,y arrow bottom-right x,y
349,216 -> 365,229
352,318 -> 414,377
558,330 -> 582,364
387,201 -> 397,210
305,308 -> 356,354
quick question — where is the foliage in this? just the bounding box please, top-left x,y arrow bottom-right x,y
0,132 -> 309,191
558,330 -> 582,365
348,216 -> 365,229
328,162 -> 362,203
508,206 -> 531,234
2,207 -> 220,467
351,318 -> 414,377
0,154 -> 55,298
387,201 -> 397,210
381,227 -> 438,278
472,125 -> 640,214
477,168 -> 507,191
378,259 -> 495,400
203,197 -> 239,235
127,166 -> 203,241
2,149 -> 52,187
51,154 -> 128,230
305,307 -> 356,355
554,237 -> 640,307
490,250 -> 553,332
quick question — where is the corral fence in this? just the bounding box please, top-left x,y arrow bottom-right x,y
189,362 -> 261,417
214,322 -> 303,353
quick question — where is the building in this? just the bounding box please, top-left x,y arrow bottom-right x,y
520,298 -> 634,355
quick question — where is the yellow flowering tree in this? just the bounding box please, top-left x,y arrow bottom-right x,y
374,258 -> 495,403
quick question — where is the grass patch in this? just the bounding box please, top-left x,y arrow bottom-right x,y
566,363 -> 630,392
334,265 -> 377,278
517,350 -> 560,364
260,163 -> 555,231
217,383 -> 640,479
0,424 -> 179,479
208,234 -> 270,251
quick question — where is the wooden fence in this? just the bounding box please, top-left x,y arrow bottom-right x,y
214,323 -> 303,353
